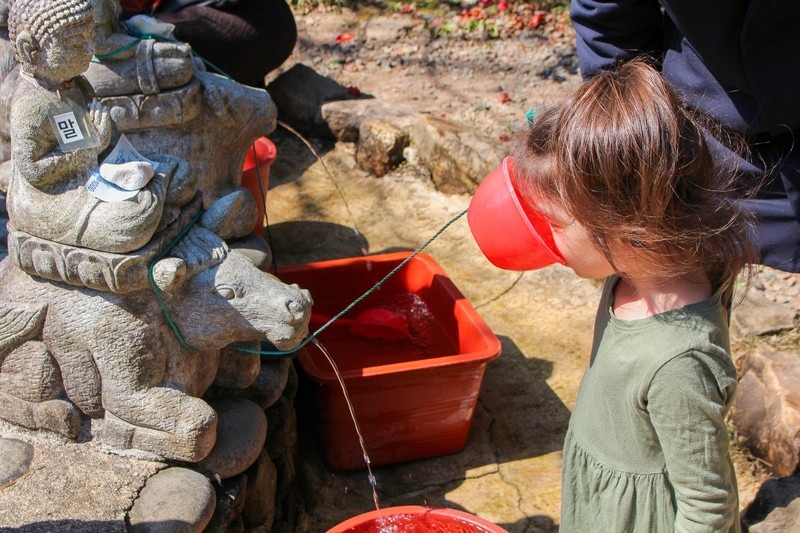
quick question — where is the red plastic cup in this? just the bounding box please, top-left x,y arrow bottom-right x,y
468,156 -> 565,271
241,136 -> 277,235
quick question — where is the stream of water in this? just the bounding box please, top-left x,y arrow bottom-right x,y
309,314 -> 500,532
310,338 -> 382,513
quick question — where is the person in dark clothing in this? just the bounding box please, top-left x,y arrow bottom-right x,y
570,0 -> 800,272
120,0 -> 297,88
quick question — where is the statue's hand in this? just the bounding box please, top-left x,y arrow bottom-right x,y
199,74 -> 234,126
88,99 -> 112,149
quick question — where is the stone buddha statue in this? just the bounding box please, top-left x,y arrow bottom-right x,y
5,0 -> 194,254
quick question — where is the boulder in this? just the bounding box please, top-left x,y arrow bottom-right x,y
411,115 -> 505,194
731,346 -> 800,477
745,475 -> 800,532
128,467 -> 216,533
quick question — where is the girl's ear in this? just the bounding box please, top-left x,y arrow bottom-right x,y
15,30 -> 39,71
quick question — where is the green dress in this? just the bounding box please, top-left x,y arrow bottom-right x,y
560,276 -> 740,532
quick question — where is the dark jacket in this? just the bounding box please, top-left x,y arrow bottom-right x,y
570,0 -> 800,136
570,0 -> 800,271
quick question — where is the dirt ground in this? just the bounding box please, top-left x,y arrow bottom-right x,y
269,4 -> 581,144
268,4 -> 795,529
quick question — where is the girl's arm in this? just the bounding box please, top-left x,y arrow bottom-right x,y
570,0 -> 664,79
648,352 -> 739,532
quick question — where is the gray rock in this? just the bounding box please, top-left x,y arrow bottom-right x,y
731,346 -> 800,477
746,475 -> 800,532
266,64 -> 354,137
0,437 -> 33,486
411,115 -> 505,194
356,119 -> 408,177
205,473 -> 248,533
320,99 -> 418,142
247,357 -> 292,410
214,344 -> 262,390
0,421 -> 164,529
198,398 -> 268,480
731,289 -> 797,338
266,396 -> 297,458
284,362 -> 299,402
273,449 -> 296,503
320,99 -> 373,142
242,450 -> 278,528
128,467 -> 216,533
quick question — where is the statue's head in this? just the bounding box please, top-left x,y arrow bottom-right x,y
8,0 -> 95,81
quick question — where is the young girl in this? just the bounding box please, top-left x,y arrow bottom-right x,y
511,61 -> 756,532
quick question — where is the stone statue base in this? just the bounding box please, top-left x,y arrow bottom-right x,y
7,195 -> 202,293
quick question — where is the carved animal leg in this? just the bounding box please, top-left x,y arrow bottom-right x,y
0,392 -> 81,439
100,388 -> 218,462
0,341 -> 81,438
0,341 -> 63,401
51,348 -> 103,418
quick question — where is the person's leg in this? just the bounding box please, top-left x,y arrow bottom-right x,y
155,0 -> 297,87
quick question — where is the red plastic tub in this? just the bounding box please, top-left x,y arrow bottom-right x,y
241,136 -> 277,235
277,252 -> 501,472
327,506 -> 509,532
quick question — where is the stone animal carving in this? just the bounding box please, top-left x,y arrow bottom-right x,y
0,0 -> 277,236
81,0 -> 278,236
105,69 -> 277,236
0,226 -> 312,462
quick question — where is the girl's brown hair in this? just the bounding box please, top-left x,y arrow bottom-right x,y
512,60 -> 756,291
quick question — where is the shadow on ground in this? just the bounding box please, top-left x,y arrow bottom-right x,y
295,334 -> 569,532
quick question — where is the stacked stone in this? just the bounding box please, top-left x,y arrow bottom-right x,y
127,358 -> 301,532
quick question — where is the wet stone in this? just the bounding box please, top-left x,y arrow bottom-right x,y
266,396 -> 297,458
0,437 -> 34,486
273,449 -> 296,502
242,450 -> 278,528
205,472 -> 248,532
128,467 -> 216,533
248,357 -> 292,410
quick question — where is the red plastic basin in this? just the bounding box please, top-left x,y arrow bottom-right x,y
327,506 -> 509,532
277,252 -> 501,472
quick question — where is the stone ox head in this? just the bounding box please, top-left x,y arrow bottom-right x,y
151,226 -> 312,353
